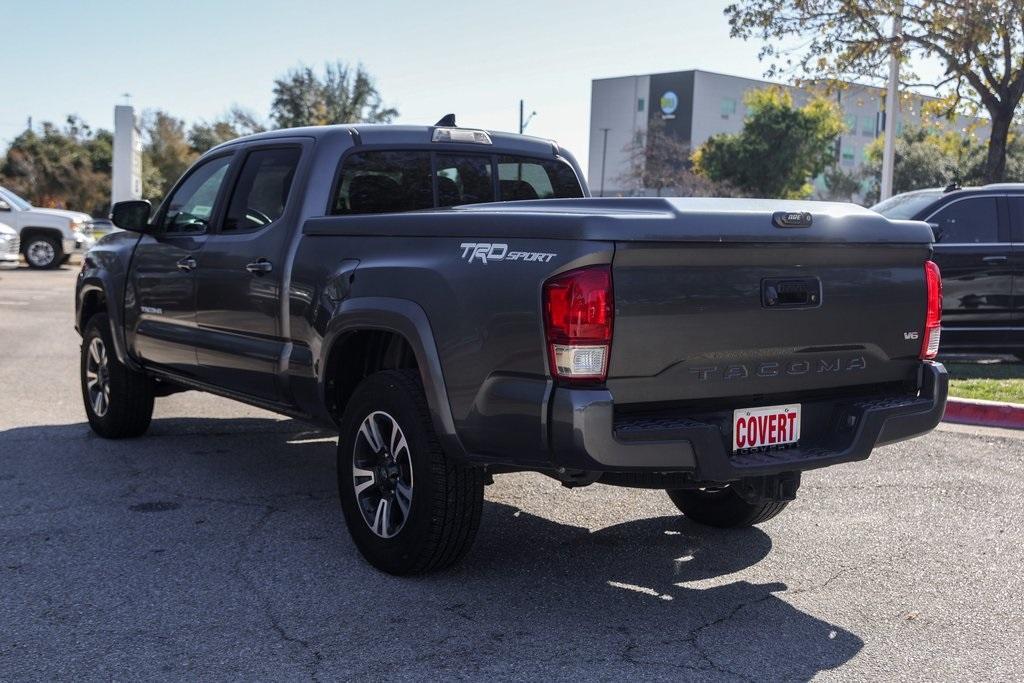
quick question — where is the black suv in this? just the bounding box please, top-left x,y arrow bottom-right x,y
873,184 -> 1024,356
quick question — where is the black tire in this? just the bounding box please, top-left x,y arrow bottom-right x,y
80,313 -> 154,438
666,487 -> 788,528
337,369 -> 484,575
23,235 -> 62,269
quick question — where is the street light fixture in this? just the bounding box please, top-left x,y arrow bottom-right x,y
519,99 -> 537,134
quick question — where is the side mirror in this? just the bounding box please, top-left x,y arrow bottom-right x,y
0,200 -> 11,211
111,200 -> 153,233
928,222 -> 944,243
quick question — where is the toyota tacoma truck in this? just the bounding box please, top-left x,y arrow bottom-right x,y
75,120 -> 948,575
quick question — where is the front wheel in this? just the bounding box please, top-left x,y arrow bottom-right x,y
666,486 -> 788,528
337,369 -> 484,575
24,235 -> 63,269
81,313 -> 154,438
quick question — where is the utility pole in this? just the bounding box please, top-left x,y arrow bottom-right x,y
518,99 -> 536,134
880,4 -> 902,201
599,128 -> 611,197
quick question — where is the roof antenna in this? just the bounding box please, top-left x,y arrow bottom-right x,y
435,114 -> 456,127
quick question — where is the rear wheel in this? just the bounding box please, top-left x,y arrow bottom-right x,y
81,313 -> 154,438
337,369 -> 484,575
666,486 -> 788,528
24,235 -> 62,269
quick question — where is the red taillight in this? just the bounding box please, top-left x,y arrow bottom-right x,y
543,265 -> 613,383
921,260 -> 942,359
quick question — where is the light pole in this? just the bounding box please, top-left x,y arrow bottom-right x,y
599,128 -> 611,197
880,4 -> 902,201
519,99 -> 536,134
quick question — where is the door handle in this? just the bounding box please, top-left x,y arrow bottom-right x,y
245,259 -> 273,275
176,256 -> 197,272
982,255 -> 1008,264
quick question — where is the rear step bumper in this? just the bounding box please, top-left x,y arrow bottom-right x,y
549,362 -> 948,481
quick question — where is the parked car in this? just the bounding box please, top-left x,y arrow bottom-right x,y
0,186 -> 95,268
76,122 -> 947,574
871,184 -> 1023,356
0,221 -> 18,267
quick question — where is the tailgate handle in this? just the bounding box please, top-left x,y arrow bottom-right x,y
762,278 -> 821,308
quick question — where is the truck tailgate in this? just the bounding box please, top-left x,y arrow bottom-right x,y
608,241 -> 932,405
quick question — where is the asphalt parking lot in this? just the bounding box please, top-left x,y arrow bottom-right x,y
1,266 -> 1022,681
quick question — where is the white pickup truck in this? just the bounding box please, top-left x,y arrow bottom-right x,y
0,186 -> 95,268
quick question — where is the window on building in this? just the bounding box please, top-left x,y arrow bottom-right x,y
841,151 -> 856,166
862,115 -> 877,137
720,97 -> 737,118
637,98 -> 645,112
844,114 -> 857,134
332,150 -> 433,214
222,147 -> 301,232
927,197 -> 1000,244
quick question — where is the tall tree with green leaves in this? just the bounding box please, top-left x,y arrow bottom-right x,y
860,124 -> 1024,202
189,106 -> 267,152
693,87 -> 844,198
140,110 -> 196,201
270,61 -> 398,128
0,116 -> 112,215
725,0 -> 1024,182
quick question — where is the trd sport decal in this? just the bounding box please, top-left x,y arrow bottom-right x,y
459,243 -> 556,264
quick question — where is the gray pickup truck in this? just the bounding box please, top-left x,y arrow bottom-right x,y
76,120 -> 947,574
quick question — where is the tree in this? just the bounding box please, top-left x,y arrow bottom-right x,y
860,124 -> 1024,202
726,0 -> 1024,182
189,106 -> 267,152
619,119 -> 733,197
818,165 -> 863,202
270,61 -> 398,128
0,116 -> 113,215
140,111 -> 196,201
693,87 -> 844,198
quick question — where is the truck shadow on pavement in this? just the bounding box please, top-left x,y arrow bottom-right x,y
0,417 -> 862,680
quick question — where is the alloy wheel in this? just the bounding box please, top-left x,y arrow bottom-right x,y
27,240 -> 55,267
85,337 -> 111,417
352,410 -> 414,539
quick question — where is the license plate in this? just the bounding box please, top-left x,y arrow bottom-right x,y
733,403 -> 801,451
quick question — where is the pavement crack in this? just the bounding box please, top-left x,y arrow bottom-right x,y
680,592 -> 777,683
231,507 -> 323,682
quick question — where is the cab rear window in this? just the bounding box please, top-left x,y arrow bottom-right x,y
331,150 -> 582,215
332,151 -> 433,214
498,156 -> 583,201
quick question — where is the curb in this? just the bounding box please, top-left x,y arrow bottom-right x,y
942,397 -> 1024,430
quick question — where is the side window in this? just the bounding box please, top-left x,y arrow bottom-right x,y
497,156 -> 584,201
929,197 -> 1000,244
435,154 -> 494,208
222,147 -> 301,232
332,151 -> 432,215
160,156 -> 232,234
1009,197 -> 1024,242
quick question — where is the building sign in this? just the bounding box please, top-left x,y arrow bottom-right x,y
660,91 -> 679,117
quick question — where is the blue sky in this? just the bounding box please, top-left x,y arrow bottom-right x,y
3,0 -> 770,172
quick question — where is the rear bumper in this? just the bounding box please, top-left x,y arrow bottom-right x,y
549,362 -> 948,481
